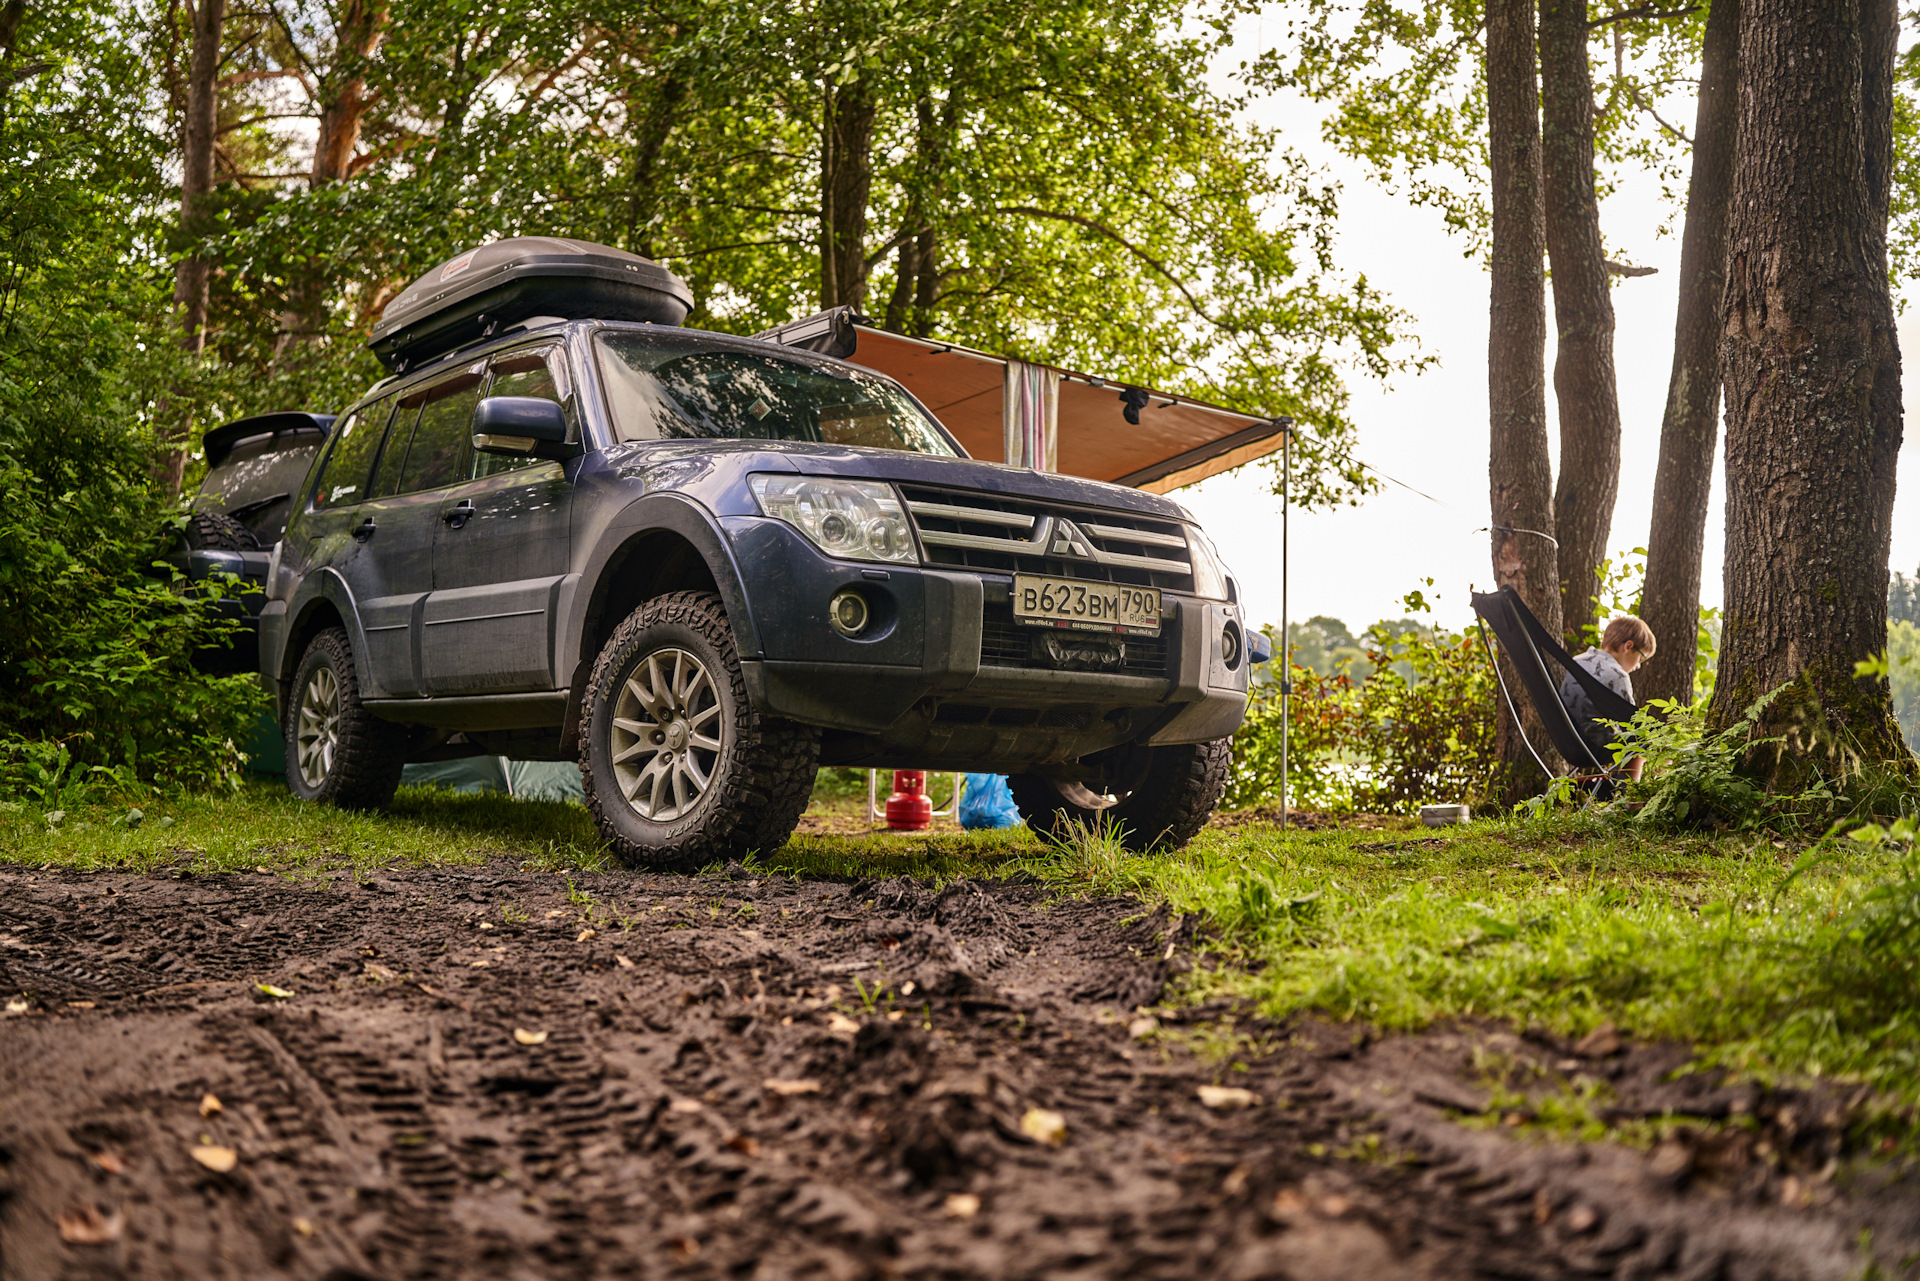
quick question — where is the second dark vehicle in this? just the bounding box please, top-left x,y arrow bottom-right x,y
260,237 -> 1252,865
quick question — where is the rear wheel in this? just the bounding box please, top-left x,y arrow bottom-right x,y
1009,738 -> 1232,852
284,628 -> 406,809
581,592 -> 818,870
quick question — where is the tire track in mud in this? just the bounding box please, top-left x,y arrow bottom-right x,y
1,860 -> 1913,1280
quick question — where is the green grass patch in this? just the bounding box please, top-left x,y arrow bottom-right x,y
0,779 -> 609,877
1054,813 -> 1920,1110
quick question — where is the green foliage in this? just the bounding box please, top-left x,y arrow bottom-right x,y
1887,621 -> 1920,754
0,10 -> 259,799
1229,615 -> 1499,813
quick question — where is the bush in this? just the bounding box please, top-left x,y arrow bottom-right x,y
1227,619 -> 1500,813
0,65 -> 259,802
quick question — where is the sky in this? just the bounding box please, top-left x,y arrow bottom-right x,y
1175,19 -> 1920,637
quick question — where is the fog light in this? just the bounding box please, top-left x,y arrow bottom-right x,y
1221,623 -> 1242,668
829,589 -> 870,636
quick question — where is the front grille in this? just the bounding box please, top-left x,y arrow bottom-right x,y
979,605 -> 1170,678
901,485 -> 1193,592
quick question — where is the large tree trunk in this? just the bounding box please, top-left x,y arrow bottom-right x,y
882,93 -> 953,337
1539,0 -> 1620,644
1487,0 -> 1564,797
1712,0 -> 1913,784
1637,0 -> 1739,706
819,79 -> 876,311
158,0 -> 224,495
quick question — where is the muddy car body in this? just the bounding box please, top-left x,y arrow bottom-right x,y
261,238 -> 1250,864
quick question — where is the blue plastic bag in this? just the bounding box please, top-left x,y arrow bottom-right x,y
958,773 -> 1022,830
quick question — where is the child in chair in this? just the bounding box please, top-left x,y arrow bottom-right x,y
1559,615 -> 1656,781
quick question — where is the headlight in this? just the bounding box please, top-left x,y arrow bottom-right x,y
1185,526 -> 1232,601
749,474 -> 917,565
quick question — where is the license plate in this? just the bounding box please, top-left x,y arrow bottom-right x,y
1012,574 -> 1161,636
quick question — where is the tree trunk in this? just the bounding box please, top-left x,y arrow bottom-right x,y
1487,0 -> 1564,797
1539,0 -> 1620,644
1712,0 -> 1914,785
1637,0 -> 1738,706
275,0 -> 383,358
624,71 -> 685,260
819,79 -> 876,311
158,0 -> 224,495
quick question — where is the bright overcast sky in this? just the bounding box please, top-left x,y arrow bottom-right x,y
1176,14 -> 1920,636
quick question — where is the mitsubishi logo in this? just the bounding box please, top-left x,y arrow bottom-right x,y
1031,516 -> 1098,559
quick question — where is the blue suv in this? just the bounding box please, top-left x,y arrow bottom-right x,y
260,238 -> 1251,865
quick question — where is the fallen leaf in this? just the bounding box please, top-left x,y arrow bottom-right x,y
66,1000 -> 95,1010
670,1236 -> 699,1260
292,1217 -> 315,1238
614,955 -> 634,969
1020,1107 -> 1067,1146
668,1098 -> 704,1114
827,1013 -> 861,1034
191,1145 -> 237,1173
1197,1086 -> 1259,1112
1573,1021 -> 1622,1057
256,983 -> 294,1000
763,1078 -> 822,1096
545,909 -> 566,918
576,928 -> 597,942
723,1133 -> 759,1156
468,960 -> 491,968
512,1028 -> 548,1046
943,1193 -> 980,1219
5,998 -> 31,1015
57,1204 -> 123,1244
92,1152 -> 125,1174
362,962 -> 398,982
199,1093 -> 223,1118
254,866 -> 271,874
1128,1016 -> 1159,1040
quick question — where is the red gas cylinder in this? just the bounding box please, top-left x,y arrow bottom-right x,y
884,770 -> 933,831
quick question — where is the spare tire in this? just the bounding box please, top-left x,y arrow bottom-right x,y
184,509 -> 261,551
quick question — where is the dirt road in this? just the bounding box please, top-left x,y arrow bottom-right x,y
1,861 -> 1908,1279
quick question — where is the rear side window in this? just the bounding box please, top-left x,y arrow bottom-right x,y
310,405 -> 388,510
392,367 -> 484,494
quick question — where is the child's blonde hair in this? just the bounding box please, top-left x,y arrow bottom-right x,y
1602,615 -> 1656,657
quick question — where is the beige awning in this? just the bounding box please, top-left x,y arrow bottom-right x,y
755,310 -> 1285,494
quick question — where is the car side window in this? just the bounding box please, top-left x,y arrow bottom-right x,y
397,367 -> 484,494
310,404 -> 387,510
473,346 -> 570,480
367,400 -> 420,500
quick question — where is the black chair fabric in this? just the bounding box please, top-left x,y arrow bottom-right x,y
1470,586 -> 1637,774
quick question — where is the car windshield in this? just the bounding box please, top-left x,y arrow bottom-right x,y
596,331 -> 957,456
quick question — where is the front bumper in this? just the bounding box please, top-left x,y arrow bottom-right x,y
725,517 -> 1248,767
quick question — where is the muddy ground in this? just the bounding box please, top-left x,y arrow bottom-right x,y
2,859 -> 1914,1280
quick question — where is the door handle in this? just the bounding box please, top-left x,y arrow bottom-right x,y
352,517 -> 376,542
443,499 -> 476,530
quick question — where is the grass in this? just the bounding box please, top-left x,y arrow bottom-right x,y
5,775 -> 1917,1122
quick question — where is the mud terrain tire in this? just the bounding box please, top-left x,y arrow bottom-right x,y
1009,738 -> 1232,852
285,627 -> 406,809
185,509 -> 261,551
581,591 -> 818,870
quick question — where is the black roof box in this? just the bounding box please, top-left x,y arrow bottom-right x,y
368,237 -> 694,372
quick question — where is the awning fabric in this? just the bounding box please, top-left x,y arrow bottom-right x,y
752,308 -> 1284,494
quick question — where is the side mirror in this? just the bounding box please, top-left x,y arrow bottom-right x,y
472,396 -> 574,460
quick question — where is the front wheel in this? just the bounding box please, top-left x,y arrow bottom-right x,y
1009,738 -> 1232,852
284,627 -> 406,809
580,592 -> 819,870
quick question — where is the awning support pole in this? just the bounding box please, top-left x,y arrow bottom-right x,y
1278,417 -> 1293,832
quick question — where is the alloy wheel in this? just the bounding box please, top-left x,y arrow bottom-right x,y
296,664 -> 342,788
610,647 -> 724,821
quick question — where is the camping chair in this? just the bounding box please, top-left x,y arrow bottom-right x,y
1470,586 -> 1639,798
